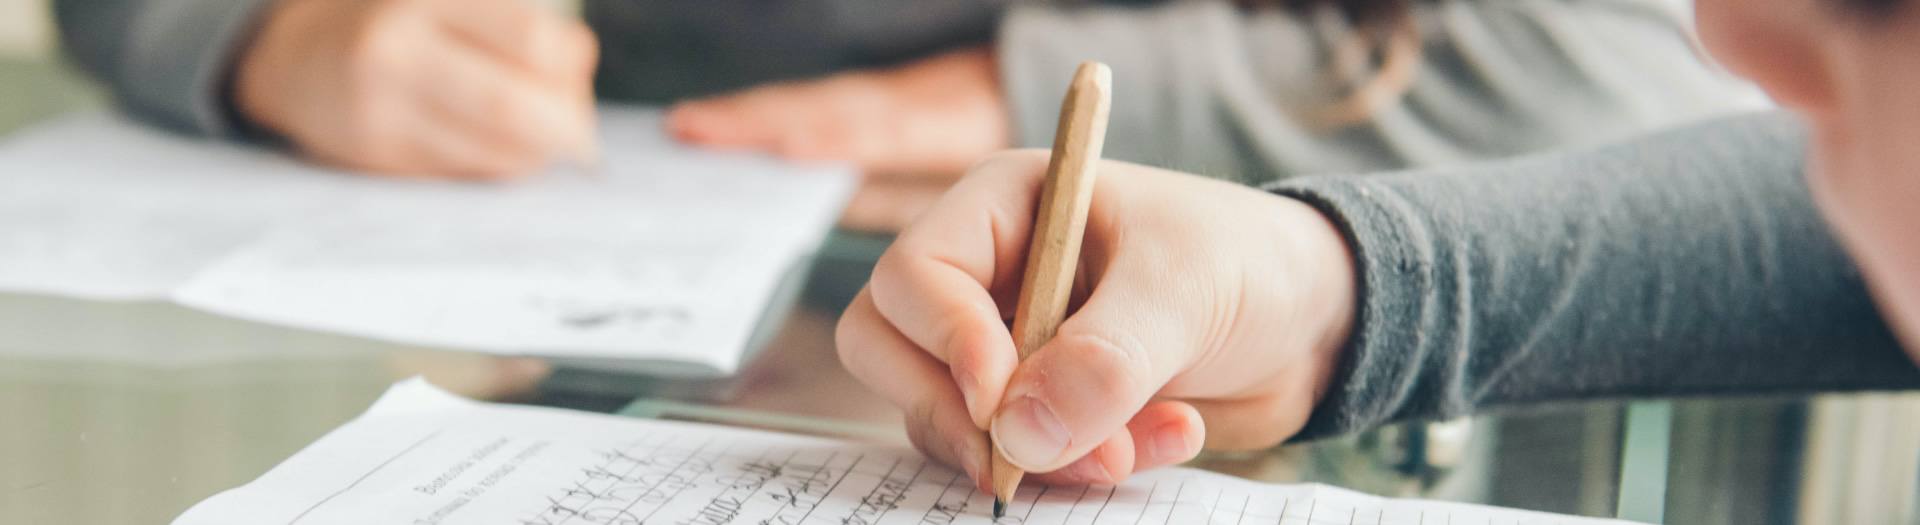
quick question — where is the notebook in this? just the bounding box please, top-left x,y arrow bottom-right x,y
173,378 -> 1642,525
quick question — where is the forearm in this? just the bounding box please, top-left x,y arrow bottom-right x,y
1274,112 -> 1920,440
53,0 -> 278,135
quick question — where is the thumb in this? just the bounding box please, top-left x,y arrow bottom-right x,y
988,278 -> 1199,473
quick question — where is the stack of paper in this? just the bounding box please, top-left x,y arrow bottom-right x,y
0,108 -> 855,374
174,379 -> 1641,524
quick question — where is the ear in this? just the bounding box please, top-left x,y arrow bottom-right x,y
1694,0 -> 1842,115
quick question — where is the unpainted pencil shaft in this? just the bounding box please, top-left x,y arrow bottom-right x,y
989,61 -> 1112,515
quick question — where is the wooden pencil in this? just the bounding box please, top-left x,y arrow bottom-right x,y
989,60 -> 1112,518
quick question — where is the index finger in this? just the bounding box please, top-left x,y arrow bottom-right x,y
866,150 -> 1051,429
411,34 -> 594,168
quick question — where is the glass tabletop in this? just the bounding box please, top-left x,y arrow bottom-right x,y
0,285 -> 1601,524
3,56 -> 1915,525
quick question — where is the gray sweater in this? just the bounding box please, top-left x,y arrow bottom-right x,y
1275,112 -> 1920,439
55,0 -> 1764,182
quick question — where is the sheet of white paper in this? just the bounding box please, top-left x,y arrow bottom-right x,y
0,113 -> 348,299
0,108 -> 853,372
174,378 -> 1642,525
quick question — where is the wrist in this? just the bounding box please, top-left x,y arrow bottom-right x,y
231,0 -> 321,137
1272,196 -> 1359,406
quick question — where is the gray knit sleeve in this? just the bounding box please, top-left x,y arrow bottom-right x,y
1270,112 -> 1920,440
54,0 -> 278,136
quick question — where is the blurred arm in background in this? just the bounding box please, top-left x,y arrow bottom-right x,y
55,0 -> 598,180
53,0 -> 273,136
52,0 -> 1767,231
49,0 -> 1007,201
667,0 -> 1772,231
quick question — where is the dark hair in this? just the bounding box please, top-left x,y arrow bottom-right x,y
1242,0 -> 1430,128
1832,0 -> 1912,28
1256,0 -> 1426,36
1281,0 -> 1419,28
1843,0 -> 1908,13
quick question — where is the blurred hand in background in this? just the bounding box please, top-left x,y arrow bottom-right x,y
666,47 -> 1011,232
232,0 -> 999,229
233,0 -> 599,180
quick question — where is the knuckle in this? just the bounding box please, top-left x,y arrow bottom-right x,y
901,400 -> 943,458
563,19 -> 599,63
503,16 -> 546,54
1053,332 -> 1153,401
866,248 -> 975,358
833,310 -> 868,369
341,18 -> 413,86
832,296 -> 895,383
867,248 -> 914,302
577,40 -> 600,73
941,327 -> 984,369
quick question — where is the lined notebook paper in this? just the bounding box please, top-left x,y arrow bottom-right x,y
173,379 -> 1640,525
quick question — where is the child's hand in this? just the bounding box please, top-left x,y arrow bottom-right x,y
836,151 -> 1357,488
234,0 -> 599,179
666,47 -> 1010,232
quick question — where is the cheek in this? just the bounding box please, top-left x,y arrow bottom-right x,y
1810,128 -> 1920,357
1692,0 -> 1744,59
1815,25 -> 1920,355
1694,0 -> 1834,111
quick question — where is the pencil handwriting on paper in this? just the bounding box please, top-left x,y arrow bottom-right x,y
534,299 -> 692,335
173,379 -> 1643,525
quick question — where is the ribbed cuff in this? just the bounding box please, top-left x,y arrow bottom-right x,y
117,0 -> 278,136
1267,176 -> 1437,441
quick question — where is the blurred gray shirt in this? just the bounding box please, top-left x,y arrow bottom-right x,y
53,0 -> 1766,183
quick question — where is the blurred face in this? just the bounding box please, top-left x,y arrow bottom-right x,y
1696,0 -> 1920,359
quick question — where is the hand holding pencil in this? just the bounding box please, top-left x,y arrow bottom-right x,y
234,0 -> 600,180
835,62 -> 1361,497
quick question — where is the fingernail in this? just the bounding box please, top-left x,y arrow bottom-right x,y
952,368 -> 983,427
991,396 -> 1071,470
1151,424 -> 1190,464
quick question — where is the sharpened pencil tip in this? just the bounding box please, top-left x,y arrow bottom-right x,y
992,499 -> 1006,519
